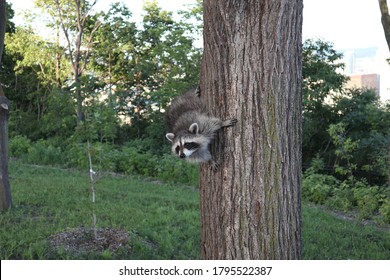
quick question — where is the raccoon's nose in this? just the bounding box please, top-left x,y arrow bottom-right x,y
180,154 -> 186,159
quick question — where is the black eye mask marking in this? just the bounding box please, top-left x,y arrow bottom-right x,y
183,142 -> 199,150
175,146 -> 180,154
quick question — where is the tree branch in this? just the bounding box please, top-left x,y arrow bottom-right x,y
54,0 -> 76,72
80,20 -> 101,75
81,0 -> 98,26
379,0 -> 390,51
0,0 -> 6,66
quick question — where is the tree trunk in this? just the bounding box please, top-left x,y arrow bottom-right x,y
54,0 -> 98,125
0,0 -> 4,63
200,0 -> 303,260
379,0 -> 390,51
75,72 -> 84,124
74,16 -> 84,124
0,95 -> 11,211
0,0 -> 12,211
388,141 -> 390,187
55,27 -> 62,87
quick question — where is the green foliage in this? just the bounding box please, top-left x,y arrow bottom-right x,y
117,145 -> 159,177
353,185 -> 380,219
302,39 -> 348,167
304,154 -> 325,175
379,199 -> 390,224
335,91 -> 390,184
303,155 -> 389,221
40,89 -> 77,139
9,135 -> 31,158
327,122 -> 359,177
303,156 -> 340,206
302,39 -> 389,187
306,175 -> 389,221
302,39 -> 348,113
325,181 -> 355,212
303,168 -> 340,204
10,136 -> 64,166
158,154 -> 198,185
5,26 -> 69,84
19,139 -> 198,186
25,140 -> 64,166
4,0 -> 201,147
304,85 -> 390,186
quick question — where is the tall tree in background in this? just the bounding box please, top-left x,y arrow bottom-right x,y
0,0 -> 11,211
378,0 -> 390,187
379,0 -> 390,51
200,0 -> 303,259
47,0 -> 100,124
301,39 -> 348,165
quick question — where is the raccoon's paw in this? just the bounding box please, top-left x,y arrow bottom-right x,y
195,85 -> 201,97
222,118 -> 238,128
210,160 -> 221,172
230,118 -> 238,126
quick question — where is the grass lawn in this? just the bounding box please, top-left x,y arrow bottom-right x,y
0,161 -> 389,259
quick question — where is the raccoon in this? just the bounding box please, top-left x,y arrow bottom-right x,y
165,87 -> 237,168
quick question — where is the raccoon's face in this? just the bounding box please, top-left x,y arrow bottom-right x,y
172,138 -> 200,159
166,123 -> 204,160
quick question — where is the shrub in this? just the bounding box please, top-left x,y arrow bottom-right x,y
26,140 -> 64,166
89,143 -> 118,172
379,199 -> 390,224
66,142 -> 123,172
302,174 -> 339,204
64,141 -> 198,185
117,146 -> 158,177
353,183 -> 380,220
325,180 -> 355,212
158,154 -> 199,185
66,142 -> 89,169
9,135 -> 32,158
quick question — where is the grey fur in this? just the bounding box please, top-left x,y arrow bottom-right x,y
165,87 -> 237,165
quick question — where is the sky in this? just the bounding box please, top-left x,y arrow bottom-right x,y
303,0 -> 387,51
7,0 -> 389,51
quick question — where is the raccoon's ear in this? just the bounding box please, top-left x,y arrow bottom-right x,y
189,123 -> 199,134
166,133 -> 175,142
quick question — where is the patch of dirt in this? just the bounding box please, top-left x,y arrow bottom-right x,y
49,227 -> 130,253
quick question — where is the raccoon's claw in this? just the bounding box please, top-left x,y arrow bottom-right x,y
230,119 -> 238,126
195,85 -> 201,97
222,118 -> 238,128
210,160 -> 220,172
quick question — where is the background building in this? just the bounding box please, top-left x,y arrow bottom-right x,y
340,47 -> 389,101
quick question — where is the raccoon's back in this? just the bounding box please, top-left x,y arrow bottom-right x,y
166,90 -> 208,132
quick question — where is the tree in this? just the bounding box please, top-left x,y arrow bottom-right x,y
4,26 -> 74,140
331,88 -> 390,185
379,0 -> 390,51
301,39 -> 348,165
200,0 -> 303,259
0,0 -> 11,211
0,0 -> 4,63
36,0 -> 101,124
302,39 -> 347,113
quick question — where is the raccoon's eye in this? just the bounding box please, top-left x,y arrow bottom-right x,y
184,142 -> 199,150
175,146 -> 180,154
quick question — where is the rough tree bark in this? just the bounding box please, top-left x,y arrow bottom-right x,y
200,0 -> 303,259
0,0 -> 12,211
379,0 -> 390,51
